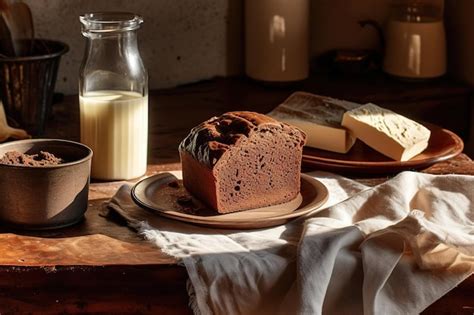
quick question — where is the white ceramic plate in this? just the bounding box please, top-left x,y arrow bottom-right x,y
131,173 -> 329,229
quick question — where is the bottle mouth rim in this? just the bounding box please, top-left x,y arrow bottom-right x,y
80,12 -> 143,33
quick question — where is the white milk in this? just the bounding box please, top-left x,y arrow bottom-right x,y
383,19 -> 446,79
80,90 -> 148,180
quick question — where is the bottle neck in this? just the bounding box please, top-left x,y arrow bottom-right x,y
85,31 -> 138,55
80,30 -> 147,96
82,30 -> 143,74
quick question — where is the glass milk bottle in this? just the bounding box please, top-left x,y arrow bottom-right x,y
79,12 -> 148,180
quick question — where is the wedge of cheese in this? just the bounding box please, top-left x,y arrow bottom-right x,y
341,103 -> 431,161
268,92 -> 360,153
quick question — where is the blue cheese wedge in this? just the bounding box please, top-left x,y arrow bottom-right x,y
341,103 -> 431,161
268,92 -> 360,153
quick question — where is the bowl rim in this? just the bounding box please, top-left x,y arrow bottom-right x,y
0,139 -> 93,169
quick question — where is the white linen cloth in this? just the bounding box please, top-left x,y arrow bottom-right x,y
106,171 -> 474,315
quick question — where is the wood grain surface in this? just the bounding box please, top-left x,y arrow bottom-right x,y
0,75 -> 472,314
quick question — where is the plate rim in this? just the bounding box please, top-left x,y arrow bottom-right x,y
131,173 -> 329,229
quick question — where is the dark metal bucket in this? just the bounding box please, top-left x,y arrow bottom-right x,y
0,39 -> 69,135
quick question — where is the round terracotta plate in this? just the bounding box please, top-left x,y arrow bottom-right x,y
302,123 -> 464,174
131,173 -> 329,229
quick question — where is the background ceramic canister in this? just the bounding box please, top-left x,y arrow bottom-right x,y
245,0 -> 310,82
383,0 -> 446,79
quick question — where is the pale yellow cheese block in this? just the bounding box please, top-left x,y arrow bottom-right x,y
342,103 -> 431,161
268,92 -> 360,153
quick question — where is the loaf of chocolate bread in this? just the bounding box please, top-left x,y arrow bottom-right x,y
179,111 -> 306,213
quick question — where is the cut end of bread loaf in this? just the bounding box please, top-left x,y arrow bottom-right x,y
179,111 -> 306,213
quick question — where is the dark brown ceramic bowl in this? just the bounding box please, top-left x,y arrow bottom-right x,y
0,139 -> 92,230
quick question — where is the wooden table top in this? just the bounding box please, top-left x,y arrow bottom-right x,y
0,77 -> 473,314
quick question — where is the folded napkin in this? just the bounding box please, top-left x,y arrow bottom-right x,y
0,102 -> 30,142
106,171 -> 474,315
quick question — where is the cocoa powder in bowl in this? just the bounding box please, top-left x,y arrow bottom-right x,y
0,150 -> 63,166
